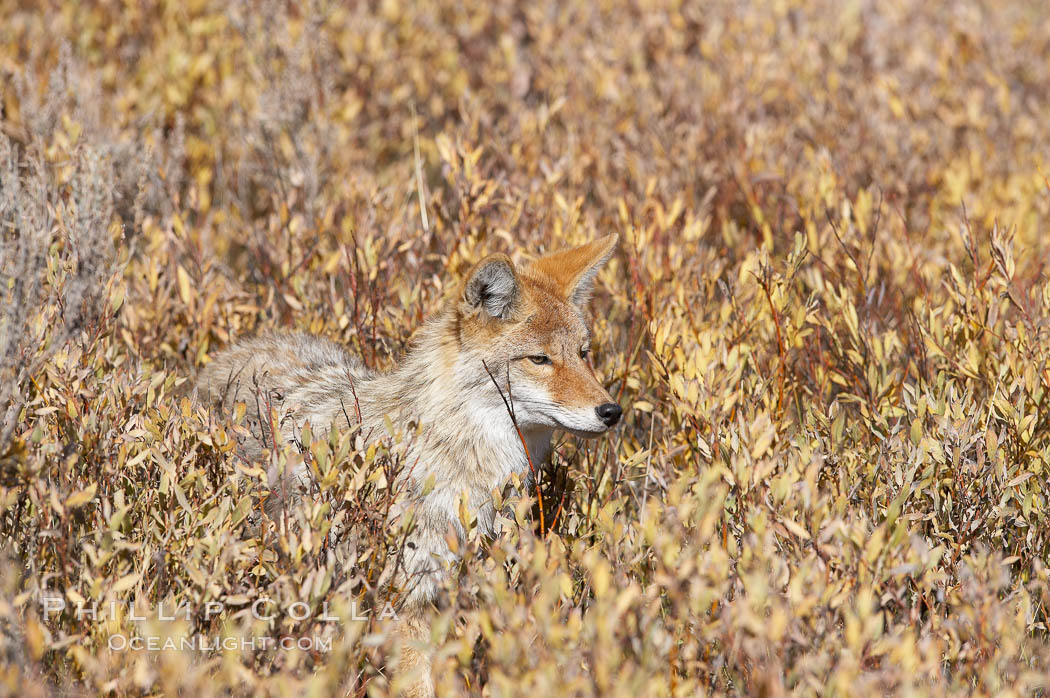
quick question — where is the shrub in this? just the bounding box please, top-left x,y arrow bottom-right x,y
1,0 -> 1049,695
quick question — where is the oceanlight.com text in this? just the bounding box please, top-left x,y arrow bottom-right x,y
107,634 -> 334,652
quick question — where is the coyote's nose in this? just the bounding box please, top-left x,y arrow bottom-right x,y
596,402 -> 622,427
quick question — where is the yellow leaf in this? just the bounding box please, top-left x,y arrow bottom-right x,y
64,483 -> 97,510
177,264 -> 193,306
779,516 -> 811,541
112,573 -> 140,594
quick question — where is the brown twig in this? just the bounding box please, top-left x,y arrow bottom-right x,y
481,359 -> 545,535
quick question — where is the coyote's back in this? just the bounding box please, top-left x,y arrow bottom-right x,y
196,332 -> 372,464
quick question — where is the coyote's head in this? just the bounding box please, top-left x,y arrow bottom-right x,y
456,234 -> 622,437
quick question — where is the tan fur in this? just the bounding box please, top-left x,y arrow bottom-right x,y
195,235 -> 621,696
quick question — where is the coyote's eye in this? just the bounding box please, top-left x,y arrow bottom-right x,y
528,355 -> 552,365
580,348 -> 590,359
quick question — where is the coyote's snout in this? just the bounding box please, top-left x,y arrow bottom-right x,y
195,234 -> 622,696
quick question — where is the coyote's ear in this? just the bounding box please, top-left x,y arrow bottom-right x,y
531,234 -> 618,308
462,253 -> 519,320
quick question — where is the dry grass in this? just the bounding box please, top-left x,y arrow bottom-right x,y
2,0 -> 1050,695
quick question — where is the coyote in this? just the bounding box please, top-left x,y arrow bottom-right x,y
196,234 -> 623,696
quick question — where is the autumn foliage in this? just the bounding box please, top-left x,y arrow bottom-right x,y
2,0 -> 1050,695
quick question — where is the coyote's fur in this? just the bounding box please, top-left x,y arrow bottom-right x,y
196,235 -> 623,696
